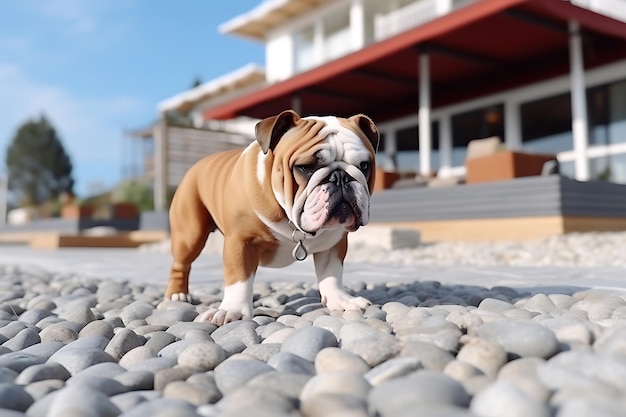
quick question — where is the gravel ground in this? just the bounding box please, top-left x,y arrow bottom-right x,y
0,232 -> 625,416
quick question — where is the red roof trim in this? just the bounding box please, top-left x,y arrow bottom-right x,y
204,0 -> 529,120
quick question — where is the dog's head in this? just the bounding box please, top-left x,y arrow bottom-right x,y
255,110 -> 379,234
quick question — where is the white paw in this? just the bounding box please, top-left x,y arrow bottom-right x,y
169,292 -> 191,303
195,307 -> 250,326
322,290 -> 371,312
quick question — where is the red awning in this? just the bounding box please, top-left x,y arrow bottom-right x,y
204,0 -> 626,123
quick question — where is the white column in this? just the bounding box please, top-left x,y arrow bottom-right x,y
439,115 -> 452,174
314,19 -> 325,65
350,0 -> 365,50
436,0 -> 453,15
569,20 -> 590,181
419,53 -> 432,176
153,115 -> 168,212
504,100 -> 522,150
385,130 -> 397,171
0,173 -> 7,227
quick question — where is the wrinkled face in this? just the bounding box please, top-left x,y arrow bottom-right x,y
271,116 -> 376,234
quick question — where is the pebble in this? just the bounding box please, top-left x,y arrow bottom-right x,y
177,342 -> 226,371
474,320 -> 560,359
214,354 -> 274,395
2,234 -> 626,416
339,321 -> 399,366
280,326 -> 337,361
0,382 -> 34,411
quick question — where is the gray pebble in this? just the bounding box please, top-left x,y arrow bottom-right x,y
263,327 -> 296,344
3,328 -> 40,351
119,346 -> 156,369
219,386 -> 298,417
211,320 -> 260,355
47,385 -> 121,417
163,380 -> 216,406
72,362 -> 127,379
364,357 -> 422,386
186,372 -> 222,403
470,381 -> 551,417
105,328 -> 145,360
443,360 -> 483,382
166,321 -> 217,339
178,342 -> 226,371
557,397 -> 626,417
57,335 -> 109,350
78,320 -> 115,340
300,371 -> 371,402
15,362 -> 70,384
158,339 -> 204,359
19,308 -> 54,324
214,354 -> 274,395
0,322 -> 31,339
57,304 -> 96,327
126,356 -> 177,374
154,366 -> 196,391
369,371 -> 470,416
145,309 -> 198,326
456,335 -> 507,377
0,382 -> 34,411
258,321 -> 286,339
276,314 -> 311,328
114,370 -> 154,390
381,302 -> 411,323
399,340 -> 455,371
312,315 -> 346,338
394,320 -> 462,352
339,321 -> 399,366
22,341 -> 64,359
518,293 -> 557,314
268,351 -> 316,375
119,300 -> 156,324
144,331 -> 176,353
478,298 -> 515,313
281,326 -> 337,361
0,367 -> 18,383
243,343 -> 281,362
66,374 -> 130,396
0,352 -> 46,372
248,371 -> 311,399
24,379 -> 65,400
48,347 -> 116,375
301,393 -> 368,417
109,391 -> 152,413
39,324 -> 79,344
315,347 -> 370,374
475,321 -> 559,359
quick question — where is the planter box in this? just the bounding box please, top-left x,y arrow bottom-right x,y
466,151 -> 556,184
61,205 -> 94,219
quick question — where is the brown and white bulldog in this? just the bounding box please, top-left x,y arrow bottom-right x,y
165,110 -> 379,325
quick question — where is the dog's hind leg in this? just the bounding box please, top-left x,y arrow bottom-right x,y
166,177 -> 215,302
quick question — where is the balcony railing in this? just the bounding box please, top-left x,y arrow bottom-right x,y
570,0 -> 626,24
374,0 -> 453,41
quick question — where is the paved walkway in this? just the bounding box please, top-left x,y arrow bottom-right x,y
1,244 -> 625,295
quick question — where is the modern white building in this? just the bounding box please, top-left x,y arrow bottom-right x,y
191,0 -> 626,185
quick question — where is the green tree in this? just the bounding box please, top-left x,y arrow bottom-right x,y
5,115 -> 75,206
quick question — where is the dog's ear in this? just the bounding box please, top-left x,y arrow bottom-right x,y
349,114 -> 379,152
255,110 -> 301,154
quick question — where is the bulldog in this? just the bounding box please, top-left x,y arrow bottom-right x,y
165,110 -> 379,325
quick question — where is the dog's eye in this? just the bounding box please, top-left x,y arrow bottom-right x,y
295,164 -> 316,175
359,161 -> 370,172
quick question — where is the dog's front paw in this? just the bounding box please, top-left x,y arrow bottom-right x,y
322,290 -> 371,312
168,292 -> 191,303
195,307 -> 251,326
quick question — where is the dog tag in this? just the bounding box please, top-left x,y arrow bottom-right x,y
292,240 -> 308,261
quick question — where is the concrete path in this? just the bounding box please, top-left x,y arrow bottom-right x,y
1,244 -> 625,296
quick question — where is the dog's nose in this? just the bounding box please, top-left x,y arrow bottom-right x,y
328,170 -> 352,187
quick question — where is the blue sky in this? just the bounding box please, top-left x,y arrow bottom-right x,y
0,0 -> 264,197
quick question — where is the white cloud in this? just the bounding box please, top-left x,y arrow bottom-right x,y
0,63 -> 149,196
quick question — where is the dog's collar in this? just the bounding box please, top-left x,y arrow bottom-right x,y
289,221 -> 314,261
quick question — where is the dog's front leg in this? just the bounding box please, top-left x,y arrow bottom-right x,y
314,245 -> 371,312
195,236 -> 257,325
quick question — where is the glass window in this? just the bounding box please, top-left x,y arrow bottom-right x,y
394,122 -> 440,173
451,104 -> 504,165
294,25 -> 315,72
590,79 -> 626,146
589,152 -> 626,184
323,7 -> 351,61
521,93 -> 572,154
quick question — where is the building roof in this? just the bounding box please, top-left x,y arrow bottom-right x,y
219,0 -> 336,41
157,64 -> 266,114
204,0 -> 626,123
